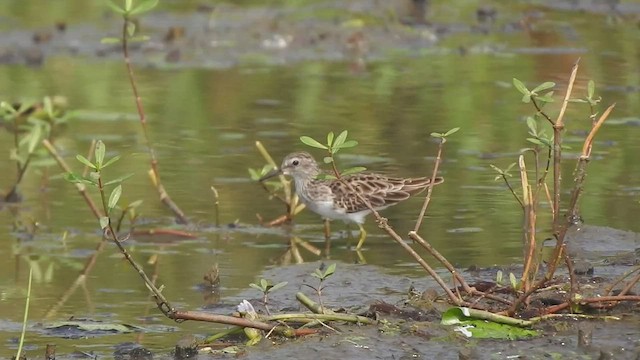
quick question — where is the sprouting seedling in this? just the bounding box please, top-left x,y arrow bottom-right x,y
304,263 -> 336,314
430,127 -> 460,143
64,140 -> 134,230
102,0 -> 159,44
300,130 -> 365,179
249,279 -> 287,315
512,79 -> 556,105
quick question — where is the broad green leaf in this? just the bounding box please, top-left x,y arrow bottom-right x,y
526,138 -> 544,146
300,136 -> 328,149
269,281 -> 288,292
105,0 -> 127,14
441,307 -> 538,339
101,37 -> 122,44
260,278 -> 268,289
536,91 -> 555,103
103,173 -> 134,187
125,0 -> 133,11
512,78 -> 529,96
587,79 -> 595,99
95,141 -> 106,167
76,155 -> 96,169
248,168 -> 259,180
108,185 -> 122,211
27,124 -> 42,154
526,117 -> 537,135
323,263 -> 336,277
521,93 -> 531,103
339,139 -> 358,148
249,283 -> 262,291
333,130 -> 348,148
102,155 -> 121,169
341,166 -> 366,176
323,156 -> 333,164
99,216 -> 110,229
129,0 -> 159,15
444,127 -> 460,137
326,132 -> 334,146
430,132 -> 444,138
532,81 -> 555,94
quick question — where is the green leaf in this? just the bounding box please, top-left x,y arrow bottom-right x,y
521,93 -> 531,103
249,283 -> 262,291
103,173 -> 135,187
101,37 -> 122,44
536,91 -> 555,103
512,78 -> 530,96
125,0 -> 133,11
323,263 -> 336,278
105,0 -> 127,14
341,166 -> 366,176
441,307 -> 539,339
532,81 -> 555,94
339,139 -> 358,148
333,130 -> 348,148
43,96 -> 54,118
102,155 -> 121,169
587,79 -> 595,99
126,21 -> 136,37
99,216 -> 110,229
489,164 -> 503,174
128,35 -> 150,43
323,156 -> 333,164
129,0 -> 159,15
443,127 -> 460,137
269,281 -> 288,292
526,138 -> 545,146
76,155 -> 96,169
127,199 -> 144,209
568,98 -> 588,103
326,132 -> 334,146
27,124 -> 42,154
95,140 -> 106,167
430,132 -> 444,138
526,117 -> 537,135
248,168 -> 259,181
509,272 -> 518,290
260,278 -> 268,289
108,185 -> 122,211
300,136 -> 328,150
64,173 -> 97,186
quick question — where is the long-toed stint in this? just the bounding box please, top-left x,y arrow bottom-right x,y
260,152 -> 444,250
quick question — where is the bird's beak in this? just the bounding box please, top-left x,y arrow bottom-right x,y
258,167 -> 282,182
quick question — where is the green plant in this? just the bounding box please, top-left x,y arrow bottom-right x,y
249,279 -> 288,315
0,97 -> 64,202
304,263 -> 336,313
300,130 -> 365,179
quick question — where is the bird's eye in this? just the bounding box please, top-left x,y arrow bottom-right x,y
292,160 -> 300,166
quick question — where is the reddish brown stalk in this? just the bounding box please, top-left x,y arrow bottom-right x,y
413,138 -> 444,232
121,18 -> 188,224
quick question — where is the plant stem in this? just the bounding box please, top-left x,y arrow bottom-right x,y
15,266 -> 33,360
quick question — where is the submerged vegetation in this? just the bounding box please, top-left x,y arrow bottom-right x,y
1,0 -> 639,358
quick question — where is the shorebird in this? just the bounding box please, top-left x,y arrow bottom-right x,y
260,152 -> 444,250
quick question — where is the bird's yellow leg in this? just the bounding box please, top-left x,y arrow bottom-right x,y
355,224 -> 367,250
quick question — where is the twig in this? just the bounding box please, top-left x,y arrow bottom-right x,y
121,18 -> 188,224
414,138 -> 444,232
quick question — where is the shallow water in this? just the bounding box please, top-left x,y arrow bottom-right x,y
1,0 -> 640,358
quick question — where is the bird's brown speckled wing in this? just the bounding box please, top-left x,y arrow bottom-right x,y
328,173 -> 443,213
